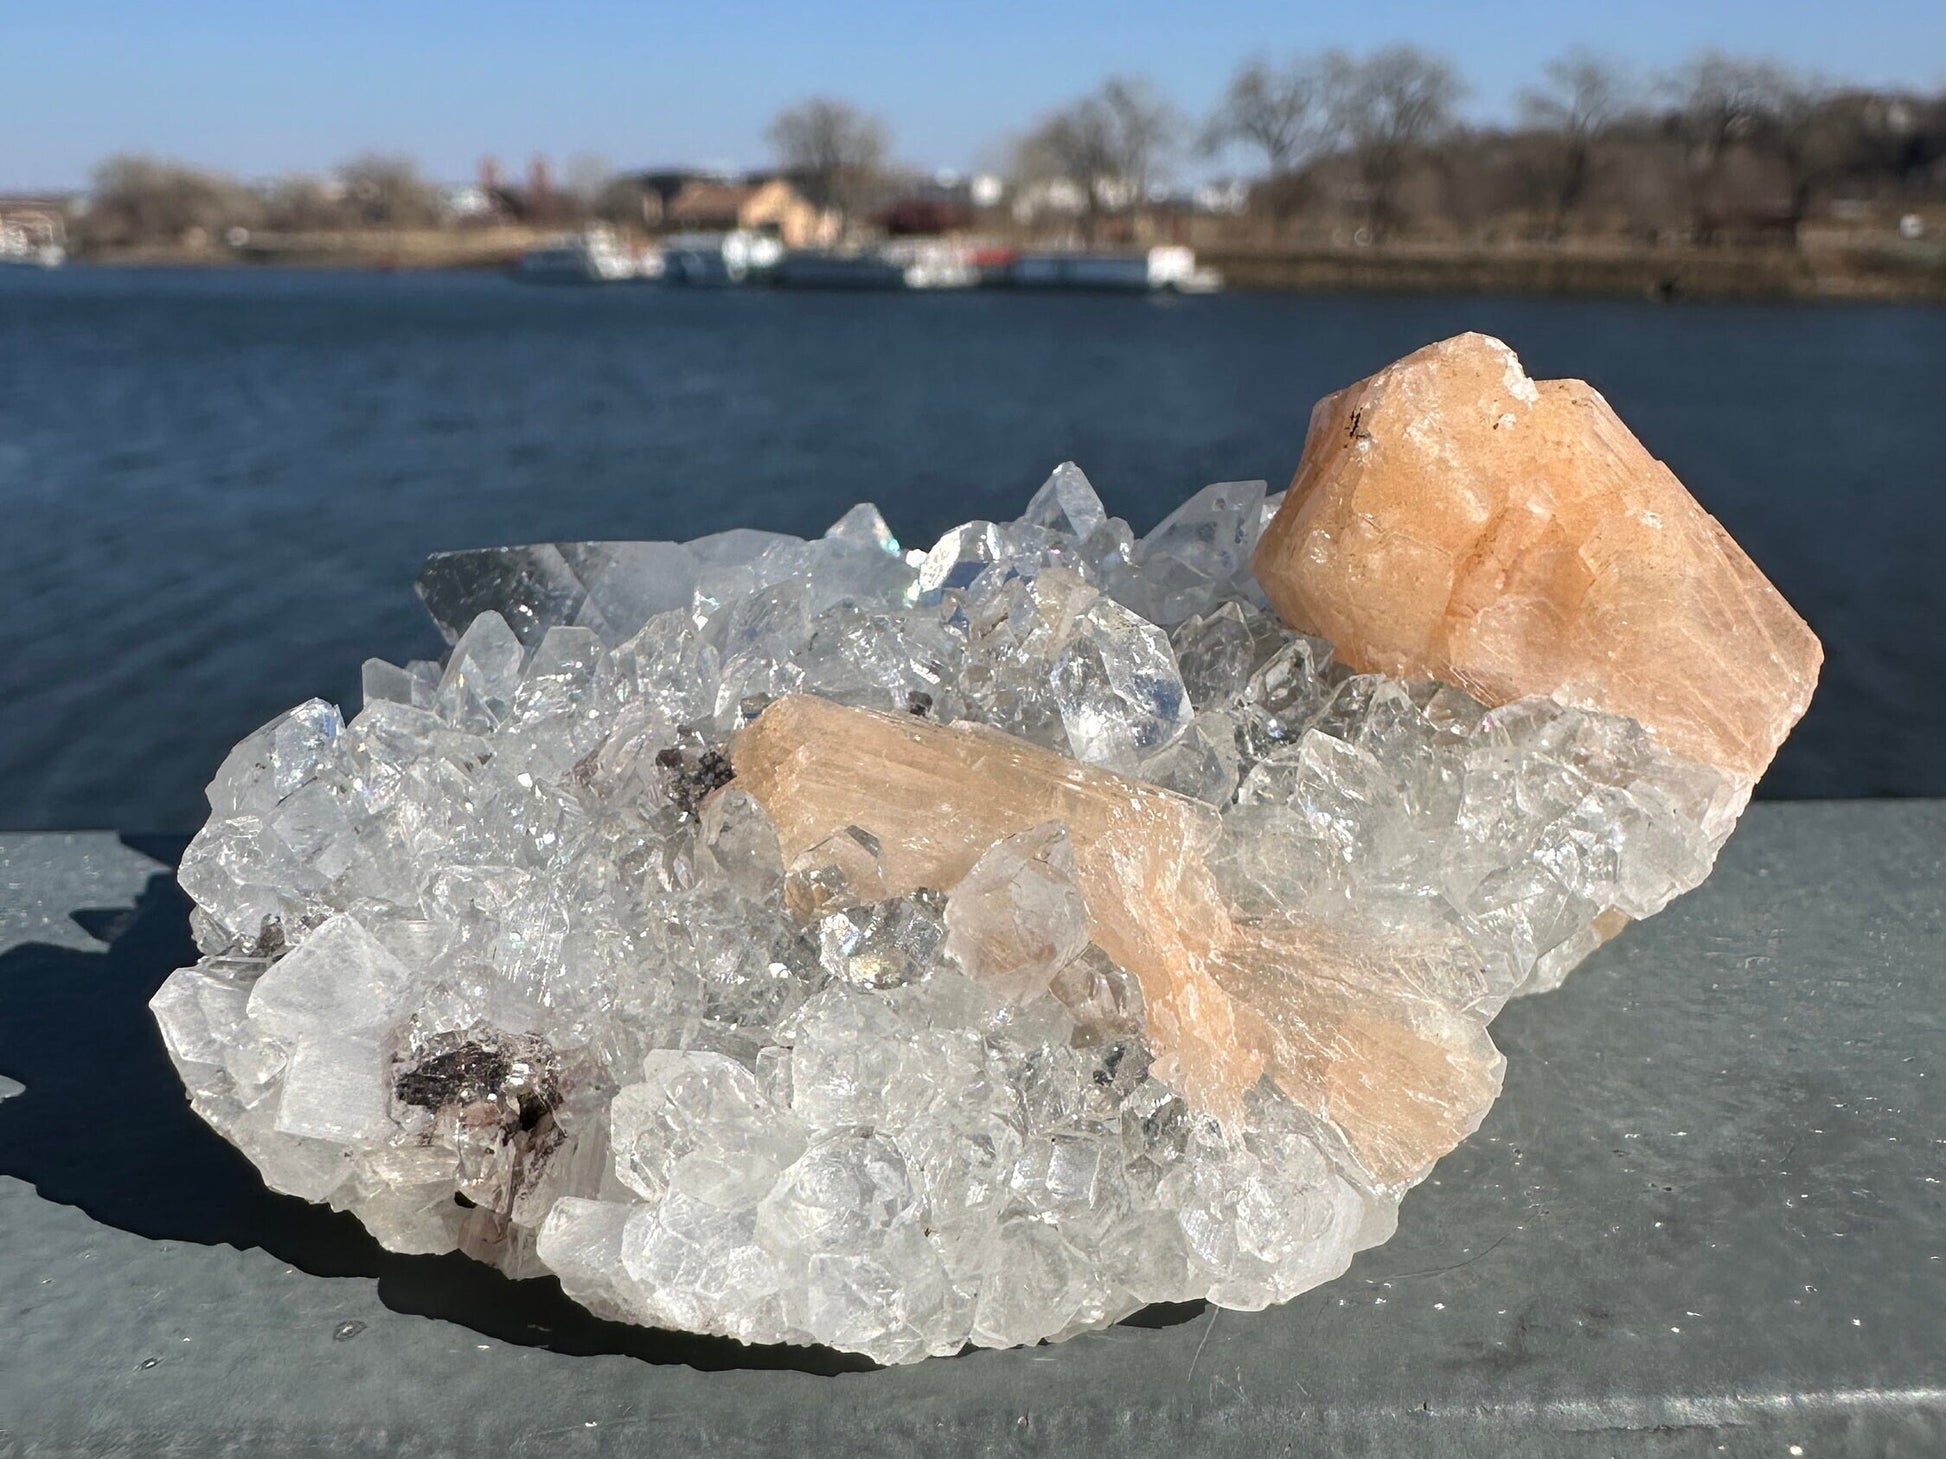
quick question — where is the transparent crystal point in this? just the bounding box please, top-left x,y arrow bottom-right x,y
1020,461 -> 1108,541
824,502 -> 901,555
1112,478 -> 1268,627
944,822 -> 1090,1005
435,612 -> 524,731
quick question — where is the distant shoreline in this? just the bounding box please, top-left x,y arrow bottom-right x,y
64,228 -> 1946,304
1202,241 -> 1946,304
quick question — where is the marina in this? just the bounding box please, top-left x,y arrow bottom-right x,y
517,233 -> 1225,292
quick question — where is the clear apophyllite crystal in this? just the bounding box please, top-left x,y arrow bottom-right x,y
157,457 -> 1758,1364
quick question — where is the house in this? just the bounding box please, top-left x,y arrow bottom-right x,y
438,182 -> 499,223
625,170 -> 837,247
0,193 -> 81,227
874,171 -> 1000,237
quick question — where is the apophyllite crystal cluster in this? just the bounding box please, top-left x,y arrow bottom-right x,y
153,335 -> 1820,1363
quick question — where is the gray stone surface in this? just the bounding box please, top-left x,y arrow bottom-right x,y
0,833 -> 165,957
1,802 -> 1942,1457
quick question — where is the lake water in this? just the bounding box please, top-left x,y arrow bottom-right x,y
2,266 -> 1941,830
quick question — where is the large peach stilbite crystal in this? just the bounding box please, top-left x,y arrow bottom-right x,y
732,693 -> 1501,1189
1251,333 -> 1822,784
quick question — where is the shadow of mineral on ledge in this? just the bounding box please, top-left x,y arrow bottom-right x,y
0,836 -> 1204,1377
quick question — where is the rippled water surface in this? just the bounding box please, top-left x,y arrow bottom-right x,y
2,265 -> 1940,828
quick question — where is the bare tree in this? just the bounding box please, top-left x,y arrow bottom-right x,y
561,153 -> 615,221
1674,52 -> 1781,160
1762,75 -> 1836,240
1520,52 -> 1629,233
766,97 -> 890,236
336,154 -> 440,227
1011,110 -> 1113,235
1013,76 -> 1183,241
1204,55 -> 1344,228
83,155 -> 258,246
1672,54 -> 1828,242
1330,46 -> 1465,239
1204,57 -> 1329,173
592,174 -> 652,228
259,175 -> 344,233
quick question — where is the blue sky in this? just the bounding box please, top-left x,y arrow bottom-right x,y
5,0 -> 1944,189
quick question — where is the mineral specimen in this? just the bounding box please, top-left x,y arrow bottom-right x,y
152,336 -> 1817,1365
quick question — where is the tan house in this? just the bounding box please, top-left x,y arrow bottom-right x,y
633,172 -> 837,248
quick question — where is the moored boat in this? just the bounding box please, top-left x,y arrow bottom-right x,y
660,229 -> 784,286
517,227 -> 638,284
884,239 -> 979,290
0,210 -> 66,268
773,240 -> 977,291
1006,245 -> 1221,293
772,251 -> 906,289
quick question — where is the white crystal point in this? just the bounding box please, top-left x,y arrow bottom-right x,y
1020,461 -> 1108,541
1113,478 -> 1269,627
823,502 -> 901,555
435,612 -> 524,731
157,455 -> 1767,1365
245,912 -> 412,1040
914,519 -> 1003,598
953,566 -> 1192,769
418,540 -> 714,648
418,543 -> 595,646
360,657 -> 421,710
612,1050 -> 807,1208
785,823 -> 890,917
1051,585 -> 1193,769
816,892 -> 947,990
944,822 -> 1090,1005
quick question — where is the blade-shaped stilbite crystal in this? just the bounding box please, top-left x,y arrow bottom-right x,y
731,695 -> 1503,1187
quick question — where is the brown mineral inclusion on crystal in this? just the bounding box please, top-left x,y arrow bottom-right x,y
733,694 -> 1501,1188
1252,333 -> 1822,784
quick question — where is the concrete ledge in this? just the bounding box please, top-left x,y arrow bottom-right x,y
1,803 -> 1942,1457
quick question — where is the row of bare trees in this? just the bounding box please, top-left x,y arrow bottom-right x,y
758,51 -> 1946,248
1026,47 -> 1945,244
1202,47 -> 1469,238
71,49 -> 1946,251
79,117 -> 894,250
82,153 -> 450,247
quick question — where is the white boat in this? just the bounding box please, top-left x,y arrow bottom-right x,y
1008,245 -> 1220,293
882,239 -> 979,289
661,229 -> 783,286
517,227 -> 638,284
0,210 -> 66,268
773,241 -> 977,291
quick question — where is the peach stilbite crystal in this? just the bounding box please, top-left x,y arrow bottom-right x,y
732,693 -> 1502,1188
1251,333 -> 1822,785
